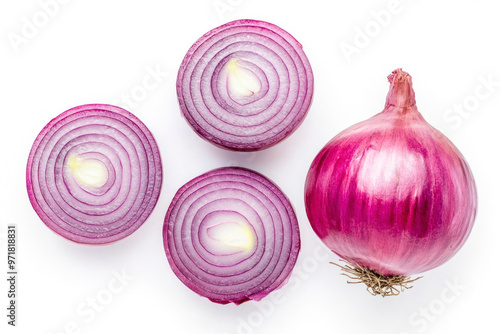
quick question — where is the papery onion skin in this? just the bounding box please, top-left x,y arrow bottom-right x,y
163,167 -> 300,305
177,19 -> 314,152
27,104 -> 162,245
305,69 -> 477,278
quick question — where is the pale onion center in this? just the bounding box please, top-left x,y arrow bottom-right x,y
68,156 -> 108,188
226,59 -> 261,97
207,221 -> 254,250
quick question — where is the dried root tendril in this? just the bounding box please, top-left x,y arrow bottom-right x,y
331,260 -> 422,297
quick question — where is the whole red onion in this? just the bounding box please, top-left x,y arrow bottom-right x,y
305,69 -> 477,296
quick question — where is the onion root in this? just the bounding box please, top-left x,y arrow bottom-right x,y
331,260 -> 422,297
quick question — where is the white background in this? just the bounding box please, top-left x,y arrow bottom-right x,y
1,0 -> 500,333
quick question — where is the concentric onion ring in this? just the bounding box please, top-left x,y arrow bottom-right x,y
26,104 -> 162,244
163,167 -> 300,304
177,19 -> 314,151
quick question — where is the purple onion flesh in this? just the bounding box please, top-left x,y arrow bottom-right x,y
163,167 -> 300,304
177,19 -> 314,151
27,104 -> 162,244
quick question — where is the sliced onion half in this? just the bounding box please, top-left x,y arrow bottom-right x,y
177,19 -> 314,151
26,104 -> 162,244
163,167 -> 300,304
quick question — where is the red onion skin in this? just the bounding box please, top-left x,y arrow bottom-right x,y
305,69 -> 477,276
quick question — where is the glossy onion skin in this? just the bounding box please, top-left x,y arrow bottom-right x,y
27,104 -> 162,244
164,167 -> 300,304
305,70 -> 477,276
177,19 -> 314,151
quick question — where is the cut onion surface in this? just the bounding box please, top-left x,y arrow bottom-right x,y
177,19 -> 314,151
163,167 -> 300,304
26,104 -> 162,244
